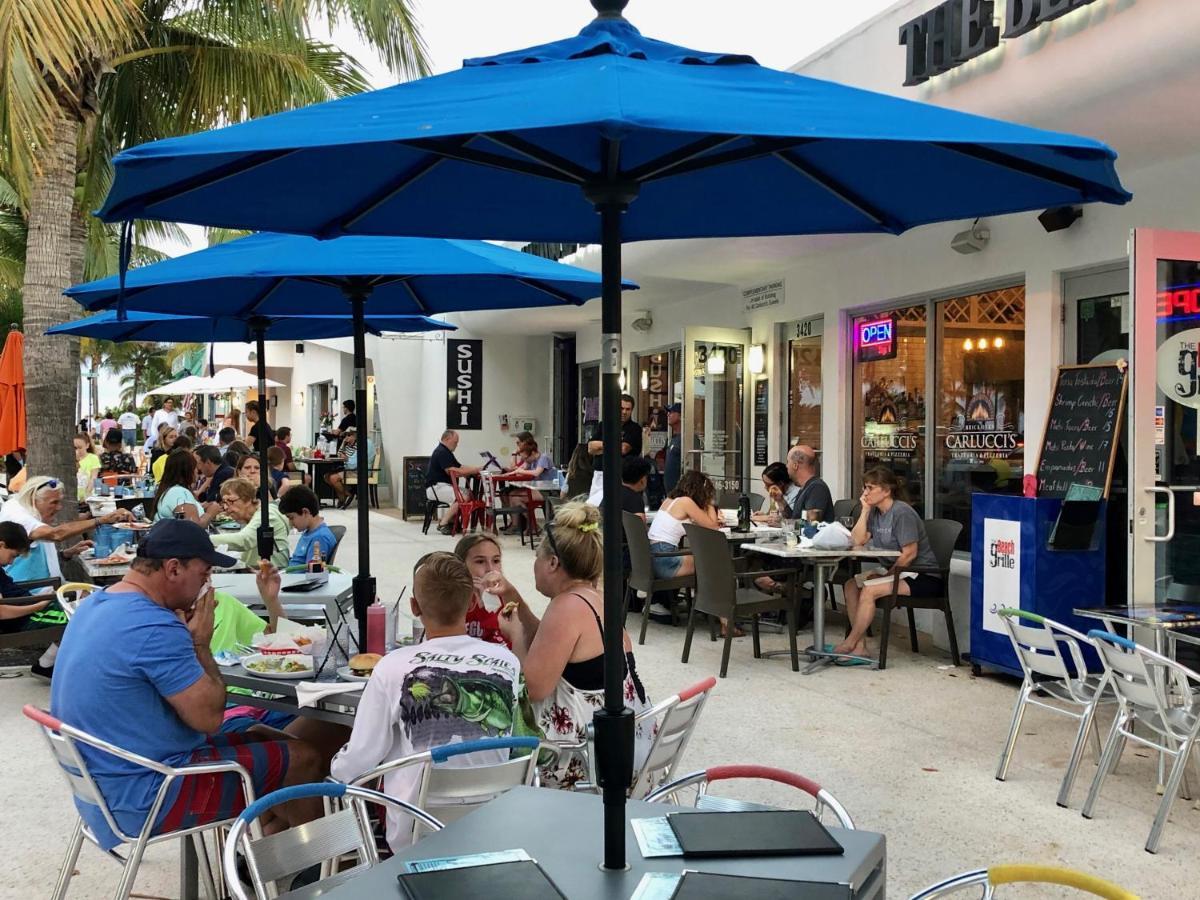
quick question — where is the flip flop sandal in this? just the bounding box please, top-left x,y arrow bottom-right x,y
834,655 -> 873,667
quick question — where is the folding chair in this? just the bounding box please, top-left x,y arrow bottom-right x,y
909,864 -> 1138,899
644,764 -> 855,830
223,782 -> 444,900
574,676 -> 717,799
1081,630 -> 1200,853
56,583 -> 99,620
23,704 -> 256,900
995,609 -> 1113,807
346,736 -> 556,841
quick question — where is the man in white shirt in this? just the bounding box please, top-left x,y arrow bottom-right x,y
330,552 -> 528,851
141,407 -> 155,443
151,397 -> 180,435
117,409 -> 140,449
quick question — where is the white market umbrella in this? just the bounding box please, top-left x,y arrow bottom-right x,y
201,368 -> 285,392
145,374 -> 209,395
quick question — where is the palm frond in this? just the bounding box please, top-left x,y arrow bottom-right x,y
310,0 -> 430,80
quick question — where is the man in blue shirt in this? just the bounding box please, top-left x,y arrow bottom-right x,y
279,486 -> 339,567
50,520 -> 322,850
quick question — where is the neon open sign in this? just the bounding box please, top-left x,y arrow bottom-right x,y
857,314 -> 897,362
1158,284 -> 1200,322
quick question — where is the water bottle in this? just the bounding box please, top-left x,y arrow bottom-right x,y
735,493 -> 751,532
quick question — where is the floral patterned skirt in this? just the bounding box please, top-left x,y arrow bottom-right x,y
534,651 -> 655,790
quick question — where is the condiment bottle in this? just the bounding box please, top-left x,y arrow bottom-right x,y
365,602 -> 386,655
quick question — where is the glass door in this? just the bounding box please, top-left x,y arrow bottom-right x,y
1131,230 -> 1200,606
682,327 -> 749,498
781,317 -> 823,454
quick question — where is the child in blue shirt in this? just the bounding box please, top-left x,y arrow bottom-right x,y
279,485 -> 338,567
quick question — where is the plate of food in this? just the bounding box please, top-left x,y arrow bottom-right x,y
113,521 -> 152,531
240,653 -> 314,679
337,653 -> 381,682
93,551 -> 135,566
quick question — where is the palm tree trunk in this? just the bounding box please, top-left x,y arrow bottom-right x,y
21,106 -> 82,491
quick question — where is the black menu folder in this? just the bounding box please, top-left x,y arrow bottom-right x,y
666,810 -> 845,858
669,872 -> 853,899
396,860 -> 566,899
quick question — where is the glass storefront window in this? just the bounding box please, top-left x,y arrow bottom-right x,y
689,341 -> 744,496
579,363 -> 600,441
934,287 -> 1026,550
852,305 -> 927,514
636,348 -> 681,471
788,332 -> 822,451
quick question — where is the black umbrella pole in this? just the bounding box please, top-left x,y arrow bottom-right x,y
253,325 -> 276,564
593,195 -> 635,872
349,291 -> 375,650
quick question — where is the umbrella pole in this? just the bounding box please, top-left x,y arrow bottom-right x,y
252,322 -> 276,564
588,163 -> 639,872
346,286 -> 376,650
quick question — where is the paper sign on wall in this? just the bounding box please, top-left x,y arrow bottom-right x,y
981,517 -> 1020,635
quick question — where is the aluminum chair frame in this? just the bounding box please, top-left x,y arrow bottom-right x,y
223,782 -> 444,900
345,736 -> 554,841
56,582 -> 99,620
644,764 -> 855,830
24,704 -> 256,900
908,864 -> 1139,899
1081,630 -> 1200,853
995,609 -> 1113,807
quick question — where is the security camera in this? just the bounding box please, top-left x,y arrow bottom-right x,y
951,222 -> 990,254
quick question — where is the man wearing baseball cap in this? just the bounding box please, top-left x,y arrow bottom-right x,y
51,519 -> 322,851
663,403 -> 683,495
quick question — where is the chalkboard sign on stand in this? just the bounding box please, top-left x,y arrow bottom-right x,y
1036,361 -> 1128,499
403,456 -> 431,519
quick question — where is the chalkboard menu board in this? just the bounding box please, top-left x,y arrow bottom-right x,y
753,379 -> 769,467
403,456 -> 431,519
1036,362 -> 1128,498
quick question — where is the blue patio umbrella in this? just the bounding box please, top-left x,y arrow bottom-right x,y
95,0 -> 1131,868
62,233 -> 628,662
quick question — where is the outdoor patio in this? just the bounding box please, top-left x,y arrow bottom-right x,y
3,508 -> 1196,898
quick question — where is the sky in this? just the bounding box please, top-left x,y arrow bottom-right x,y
93,0 -> 899,410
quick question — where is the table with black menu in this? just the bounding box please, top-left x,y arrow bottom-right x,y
285,786 -> 885,900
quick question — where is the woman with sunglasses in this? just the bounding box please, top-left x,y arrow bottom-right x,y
497,501 -> 652,789
209,477 -> 290,569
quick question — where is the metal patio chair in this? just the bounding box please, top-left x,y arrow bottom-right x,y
1081,630 -> 1200,853
623,511 -> 694,643
995,608 -> 1114,807
222,782 -> 444,900
24,704 -> 255,900
645,764 -> 855,830
908,864 -> 1138,899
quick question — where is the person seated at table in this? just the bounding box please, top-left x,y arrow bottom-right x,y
0,522 -> 70,635
217,426 -> 236,453
331,552 -> 531,851
234,452 -> 277,499
279,486 -> 338,568
209,477 -> 290,570
181,424 -> 199,446
606,455 -> 650,523
154,450 -> 220,526
74,432 -> 101,500
51,519 -> 324,849
197,417 -> 215,444
274,426 -> 309,485
266,446 -> 293,498
753,461 -> 792,524
453,532 -> 519,646
833,466 -> 941,661
99,428 -> 137,478
325,427 -> 374,510
783,443 -> 835,524
425,429 -> 481,535
194,444 -> 235,504
152,433 -> 191,483
497,502 -> 652,789
149,426 -> 179,474
500,437 -> 557,536
222,439 -> 251,471
1,476 -> 132,678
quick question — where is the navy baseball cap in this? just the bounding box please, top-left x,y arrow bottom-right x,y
666,403 -> 681,413
137,519 -> 238,567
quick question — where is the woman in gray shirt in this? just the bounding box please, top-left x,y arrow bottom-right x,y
833,466 -> 941,661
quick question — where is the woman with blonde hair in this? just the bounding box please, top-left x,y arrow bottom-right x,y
498,501 -> 652,788
209,477 -> 290,569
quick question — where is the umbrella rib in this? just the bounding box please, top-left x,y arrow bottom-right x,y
406,138 -> 582,184
107,149 -> 299,221
634,136 -> 816,184
774,149 -> 903,234
515,277 -> 588,306
402,280 -> 430,314
234,276 -> 290,318
936,142 -> 1110,200
478,133 -> 592,183
624,134 -> 745,181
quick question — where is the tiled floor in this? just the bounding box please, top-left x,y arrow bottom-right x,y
3,508 -> 1195,898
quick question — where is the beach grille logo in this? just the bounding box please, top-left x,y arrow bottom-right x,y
447,339 -> 483,430
982,517 -> 1020,635
988,537 -> 1016,569
1156,329 -> 1200,410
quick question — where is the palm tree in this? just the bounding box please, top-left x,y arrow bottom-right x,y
2,0 -> 429,486
0,170 -> 24,328
109,341 -> 171,407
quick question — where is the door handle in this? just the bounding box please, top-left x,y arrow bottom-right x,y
1144,486 -> 1175,543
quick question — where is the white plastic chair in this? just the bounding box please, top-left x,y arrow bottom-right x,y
223,782 -> 444,900
995,608 -> 1113,806
24,704 -> 256,900
644,764 -> 855,830
346,736 -> 556,841
1081,630 -> 1200,853
56,582 -> 99,620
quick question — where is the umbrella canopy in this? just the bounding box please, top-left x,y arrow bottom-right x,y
66,233 -> 630,316
0,326 -> 26,457
195,369 -> 286,392
48,310 -> 456,343
144,373 -> 210,396
93,0 -> 1132,871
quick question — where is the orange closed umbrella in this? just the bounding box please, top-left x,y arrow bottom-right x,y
0,325 -> 27,457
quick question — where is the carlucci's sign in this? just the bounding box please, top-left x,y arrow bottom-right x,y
900,0 -> 1101,86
